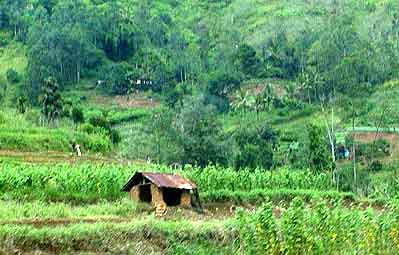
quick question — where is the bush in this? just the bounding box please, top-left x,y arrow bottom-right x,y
100,62 -> 138,95
174,96 -> 229,167
89,115 -> 110,130
234,125 -> 278,170
78,123 -> 96,134
307,123 -> 332,171
71,107 -> 85,124
374,138 -> 390,156
16,96 -> 28,114
6,69 -> 20,84
354,138 -> 390,161
0,112 -> 5,125
0,35 -> 10,47
110,129 -> 121,145
368,160 -> 383,172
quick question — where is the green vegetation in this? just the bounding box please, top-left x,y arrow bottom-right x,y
0,218 -> 234,254
237,198 -> 399,254
0,163 -> 334,203
0,110 -> 111,152
0,199 -> 143,221
3,0 -> 399,253
1,199 -> 399,254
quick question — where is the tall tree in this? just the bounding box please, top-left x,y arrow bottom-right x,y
41,77 -> 63,124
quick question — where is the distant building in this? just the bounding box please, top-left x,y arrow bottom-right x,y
136,79 -> 153,86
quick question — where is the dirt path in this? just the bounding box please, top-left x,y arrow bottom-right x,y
91,94 -> 159,108
0,217 -> 132,227
0,150 -> 141,165
0,203 -> 252,228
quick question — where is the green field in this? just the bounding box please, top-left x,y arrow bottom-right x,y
0,162 -> 398,254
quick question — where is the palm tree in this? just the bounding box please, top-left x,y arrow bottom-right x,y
255,83 -> 275,112
231,90 -> 250,112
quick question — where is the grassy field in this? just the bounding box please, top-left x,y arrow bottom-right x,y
1,194 -> 398,254
0,40 -> 26,78
0,149 -> 398,253
0,110 -> 112,153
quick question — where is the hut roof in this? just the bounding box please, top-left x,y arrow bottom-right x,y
122,172 -> 197,191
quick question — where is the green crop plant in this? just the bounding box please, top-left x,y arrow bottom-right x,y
0,163 -> 338,203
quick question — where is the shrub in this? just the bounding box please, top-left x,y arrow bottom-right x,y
78,123 -> 95,134
368,160 -> 383,172
89,115 -> 110,130
16,96 -> 28,114
307,123 -> 332,171
234,125 -> 278,170
6,69 -> 20,84
110,129 -> 121,145
374,138 -> 390,156
0,112 -> 5,125
71,107 -> 85,124
0,35 -> 10,47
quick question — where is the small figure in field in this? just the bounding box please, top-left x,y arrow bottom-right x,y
71,142 -> 82,157
75,144 -> 82,157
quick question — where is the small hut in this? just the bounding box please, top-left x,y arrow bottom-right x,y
122,172 -> 201,209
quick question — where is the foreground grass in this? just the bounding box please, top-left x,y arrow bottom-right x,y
0,199 -> 146,221
237,198 -> 399,254
1,199 -> 399,254
0,218 -> 234,254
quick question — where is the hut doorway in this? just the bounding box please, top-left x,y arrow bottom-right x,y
139,184 -> 152,203
162,188 -> 182,206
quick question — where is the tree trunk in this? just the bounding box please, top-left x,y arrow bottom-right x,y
321,102 -> 336,184
352,102 -> 357,190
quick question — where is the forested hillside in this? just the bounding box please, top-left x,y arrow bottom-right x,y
1,0 -> 399,171
2,0 -> 399,101
0,0 -> 399,167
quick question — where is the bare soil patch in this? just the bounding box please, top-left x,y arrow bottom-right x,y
353,131 -> 398,144
91,94 -> 159,108
352,131 -> 399,163
0,217 -> 131,227
114,95 -> 159,108
0,150 -> 136,165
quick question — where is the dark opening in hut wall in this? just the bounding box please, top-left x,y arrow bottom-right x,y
162,188 -> 183,206
139,184 -> 152,203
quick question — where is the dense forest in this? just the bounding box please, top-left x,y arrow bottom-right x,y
2,0 -> 399,98
1,0 -> 399,172
0,0 -> 398,185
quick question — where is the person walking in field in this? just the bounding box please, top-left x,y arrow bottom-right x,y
71,142 -> 82,157
75,144 -> 82,157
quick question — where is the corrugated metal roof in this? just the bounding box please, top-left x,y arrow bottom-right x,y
122,172 -> 197,192
142,172 -> 197,189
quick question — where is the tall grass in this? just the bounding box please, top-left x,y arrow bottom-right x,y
0,163 -> 335,203
2,199 -> 399,254
0,218 -> 233,254
0,199 -> 143,221
237,198 -> 399,254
